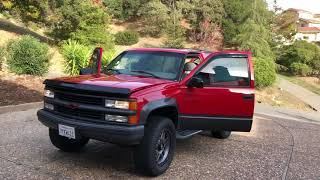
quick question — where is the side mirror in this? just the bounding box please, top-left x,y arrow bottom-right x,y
187,77 -> 204,88
184,62 -> 197,72
80,68 -> 94,75
80,47 -> 103,76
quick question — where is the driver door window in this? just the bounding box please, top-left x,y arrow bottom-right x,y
196,57 -> 250,87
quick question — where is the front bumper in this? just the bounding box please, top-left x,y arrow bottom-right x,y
37,109 -> 144,145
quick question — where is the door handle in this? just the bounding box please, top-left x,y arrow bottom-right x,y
242,94 -> 254,101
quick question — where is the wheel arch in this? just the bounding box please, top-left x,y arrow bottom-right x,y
139,98 -> 179,128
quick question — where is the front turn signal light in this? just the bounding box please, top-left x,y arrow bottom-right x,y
129,101 -> 137,110
128,115 -> 138,124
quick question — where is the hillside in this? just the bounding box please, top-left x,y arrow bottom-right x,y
0,12 -> 314,111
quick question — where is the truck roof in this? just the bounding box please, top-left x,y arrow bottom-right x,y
127,48 -> 211,55
126,48 -> 251,60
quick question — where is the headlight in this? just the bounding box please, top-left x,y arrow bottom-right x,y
105,99 -> 136,110
105,114 -> 128,123
44,89 -> 54,98
44,103 -> 54,110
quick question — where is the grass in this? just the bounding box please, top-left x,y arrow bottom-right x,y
279,74 -> 320,95
255,85 -> 313,111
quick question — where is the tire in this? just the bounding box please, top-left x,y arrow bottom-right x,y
211,130 -> 231,139
49,128 -> 89,152
133,116 -> 176,176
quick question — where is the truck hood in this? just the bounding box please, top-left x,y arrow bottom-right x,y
53,74 -> 173,92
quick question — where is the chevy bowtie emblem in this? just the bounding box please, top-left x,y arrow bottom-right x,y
67,103 -> 79,109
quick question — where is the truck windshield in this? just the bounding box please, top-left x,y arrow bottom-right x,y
105,51 -> 184,80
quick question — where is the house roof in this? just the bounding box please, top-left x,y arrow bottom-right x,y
298,27 -> 320,33
300,18 -> 320,24
287,8 -> 312,13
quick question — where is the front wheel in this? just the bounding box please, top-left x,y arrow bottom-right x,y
49,128 -> 89,152
133,116 -> 176,176
211,130 -> 231,139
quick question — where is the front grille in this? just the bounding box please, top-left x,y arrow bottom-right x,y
51,90 -> 106,122
55,91 -> 103,106
55,106 -> 104,120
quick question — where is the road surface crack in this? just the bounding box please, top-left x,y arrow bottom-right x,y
271,120 -> 295,180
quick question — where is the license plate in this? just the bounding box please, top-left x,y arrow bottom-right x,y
58,124 -> 76,139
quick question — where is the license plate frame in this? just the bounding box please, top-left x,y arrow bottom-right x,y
58,124 -> 76,139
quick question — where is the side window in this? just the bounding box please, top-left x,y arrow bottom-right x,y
196,56 -> 250,87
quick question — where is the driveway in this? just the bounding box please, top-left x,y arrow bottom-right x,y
0,108 -> 319,180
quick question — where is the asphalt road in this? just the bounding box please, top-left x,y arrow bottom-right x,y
0,108 -> 319,180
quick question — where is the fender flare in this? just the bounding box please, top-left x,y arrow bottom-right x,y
139,98 -> 178,124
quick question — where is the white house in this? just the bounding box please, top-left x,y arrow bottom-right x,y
290,8 -> 315,19
295,27 -> 320,42
286,8 -> 320,42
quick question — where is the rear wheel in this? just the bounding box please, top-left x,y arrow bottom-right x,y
211,130 -> 231,139
49,128 -> 89,152
133,116 -> 176,176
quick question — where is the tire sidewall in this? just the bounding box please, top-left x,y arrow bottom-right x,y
135,116 -> 176,176
149,118 -> 176,173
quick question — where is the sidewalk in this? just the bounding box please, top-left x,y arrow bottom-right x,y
255,103 -> 320,123
277,77 -> 320,111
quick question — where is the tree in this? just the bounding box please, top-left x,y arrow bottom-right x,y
0,0 -> 50,23
274,10 -> 298,42
277,40 -> 320,74
140,1 -> 170,37
235,19 -> 273,58
163,13 -> 186,48
183,0 -> 225,42
51,0 -> 114,50
222,0 -> 251,45
103,0 -> 149,20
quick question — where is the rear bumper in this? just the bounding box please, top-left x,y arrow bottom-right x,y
37,109 -> 144,145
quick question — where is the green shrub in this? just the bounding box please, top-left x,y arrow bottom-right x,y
7,36 -> 49,76
289,63 -> 311,76
277,41 -> 320,74
61,40 -> 93,75
114,31 -> 139,45
253,57 -> 276,88
0,47 -> 5,71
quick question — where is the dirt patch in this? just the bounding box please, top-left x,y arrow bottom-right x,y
297,76 -> 320,87
255,86 -> 313,111
0,30 -> 18,46
0,71 -> 44,106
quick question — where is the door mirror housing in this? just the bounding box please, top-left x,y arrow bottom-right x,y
187,77 -> 204,88
79,47 -> 103,76
79,68 -> 94,75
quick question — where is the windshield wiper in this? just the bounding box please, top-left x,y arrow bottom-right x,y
131,70 -> 161,79
106,68 -> 121,74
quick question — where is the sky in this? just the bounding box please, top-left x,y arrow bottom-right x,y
266,0 -> 320,13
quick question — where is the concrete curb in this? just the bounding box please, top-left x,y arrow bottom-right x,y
255,112 -> 320,124
0,102 -> 43,114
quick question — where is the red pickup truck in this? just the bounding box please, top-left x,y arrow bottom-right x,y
37,48 -> 255,176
